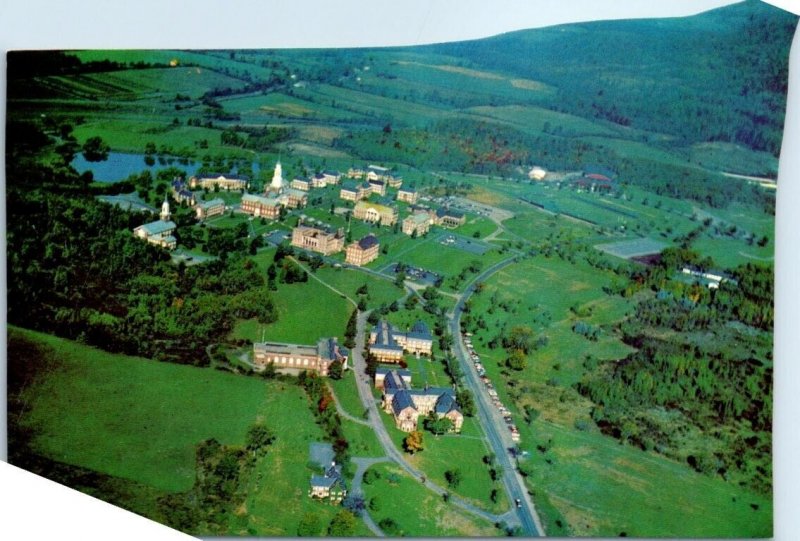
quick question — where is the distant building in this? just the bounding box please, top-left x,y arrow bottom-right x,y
189,173 -> 248,191
368,179 -> 387,196
283,188 -> 308,209
322,170 -> 341,185
346,166 -> 367,179
311,173 -> 328,189
269,161 -> 284,192
402,212 -> 431,237
133,221 -> 177,250
353,200 -> 398,226
254,337 -> 348,376
345,234 -> 380,266
387,176 -> 403,189
309,463 -> 347,502
195,198 -> 225,220
432,207 -> 466,228
291,177 -> 312,191
291,224 -> 345,255
368,319 -> 433,362
241,193 -> 281,219
340,181 -> 371,202
397,187 -> 418,205
380,369 -> 462,433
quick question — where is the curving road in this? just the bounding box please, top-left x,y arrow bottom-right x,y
447,256 -> 546,537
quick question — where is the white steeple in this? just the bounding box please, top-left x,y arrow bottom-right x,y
160,195 -> 171,221
270,160 -> 284,191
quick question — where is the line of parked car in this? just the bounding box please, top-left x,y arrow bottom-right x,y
462,332 -> 520,443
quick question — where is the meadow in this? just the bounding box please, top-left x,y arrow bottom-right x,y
360,463 -> 500,537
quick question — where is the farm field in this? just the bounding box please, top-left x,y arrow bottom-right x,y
360,463 -> 500,537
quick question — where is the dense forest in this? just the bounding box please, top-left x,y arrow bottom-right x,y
577,251 -> 773,493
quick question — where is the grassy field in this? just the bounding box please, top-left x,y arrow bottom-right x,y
222,92 -> 367,123
376,406 -> 501,514
313,266 -> 404,308
360,463 -> 500,537
519,419 -> 772,537
8,326 -> 380,536
231,276 -> 351,345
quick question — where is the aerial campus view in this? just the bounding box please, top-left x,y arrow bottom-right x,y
4,0 -> 796,538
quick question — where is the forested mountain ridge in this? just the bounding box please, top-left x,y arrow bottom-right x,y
423,0 -> 797,155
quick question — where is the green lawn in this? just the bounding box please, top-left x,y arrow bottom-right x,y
232,277 -> 351,345
313,266 -> 404,308
360,463 -> 500,537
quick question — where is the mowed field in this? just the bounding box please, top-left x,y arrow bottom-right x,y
360,462 -> 500,537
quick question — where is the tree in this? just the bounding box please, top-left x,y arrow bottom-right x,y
297,512 -> 321,537
245,423 -> 276,457
82,136 -> 110,162
327,510 -> 357,537
506,349 -> 527,371
503,325 -> 534,354
424,412 -> 454,435
403,430 -> 424,454
457,389 -> 476,417
328,359 -> 344,380
444,468 -> 462,489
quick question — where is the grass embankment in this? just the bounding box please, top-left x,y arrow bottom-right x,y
8,326 -> 374,536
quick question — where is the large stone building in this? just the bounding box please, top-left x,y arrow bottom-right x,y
253,337 -> 348,376
368,179 -> 386,196
195,198 -> 225,220
380,370 -> 463,433
368,320 -> 433,362
291,224 -> 345,255
241,193 -> 281,219
402,212 -> 431,237
353,201 -> 398,226
345,234 -> 380,266
283,188 -> 308,209
189,173 -> 248,191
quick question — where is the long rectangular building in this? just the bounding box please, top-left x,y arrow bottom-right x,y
291,224 -> 345,255
253,338 -> 348,376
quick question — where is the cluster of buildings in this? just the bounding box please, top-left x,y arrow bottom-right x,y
253,337 -> 348,377
291,170 -> 342,191
132,197 -> 177,250
376,368 -> 463,433
401,207 -> 465,237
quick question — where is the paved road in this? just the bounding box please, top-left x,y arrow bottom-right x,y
447,256 -> 546,537
350,456 -> 391,537
349,310 -> 507,528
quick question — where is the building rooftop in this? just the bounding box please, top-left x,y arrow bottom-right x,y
198,197 -> 224,209
407,320 -> 432,340
357,234 -> 379,250
392,389 -> 416,415
405,212 -> 430,225
136,220 -> 176,236
254,341 -> 317,358
435,392 -> 460,415
437,207 -> 465,219
371,320 -> 403,351
243,193 -> 280,206
383,370 -> 410,392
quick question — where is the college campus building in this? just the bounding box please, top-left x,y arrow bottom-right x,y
291,224 -> 345,255
402,212 -> 431,237
132,198 -> 177,250
380,369 -> 463,433
241,193 -> 281,219
368,319 -> 433,363
253,337 -> 348,376
291,176 -> 312,191
374,367 -> 412,389
189,173 -> 249,191
353,201 -> 398,226
368,179 -> 387,196
397,187 -> 419,204
345,234 -> 380,266
339,181 -> 371,202
432,207 -> 466,228
195,198 -> 225,220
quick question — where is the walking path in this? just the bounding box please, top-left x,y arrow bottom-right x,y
350,456 -> 391,537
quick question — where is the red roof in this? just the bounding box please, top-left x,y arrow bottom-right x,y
586,173 -> 612,182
